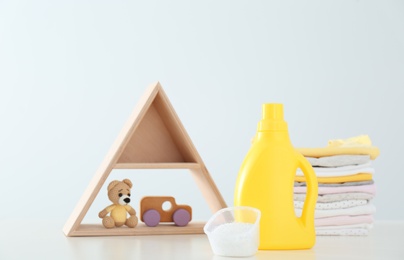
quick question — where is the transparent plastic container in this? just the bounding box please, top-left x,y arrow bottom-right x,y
204,206 -> 261,257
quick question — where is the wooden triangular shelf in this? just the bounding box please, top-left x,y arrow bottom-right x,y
117,85 -> 197,164
63,82 -> 227,237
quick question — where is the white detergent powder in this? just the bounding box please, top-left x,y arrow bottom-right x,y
209,222 -> 258,257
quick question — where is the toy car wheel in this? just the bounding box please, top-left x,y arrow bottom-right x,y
143,209 -> 161,227
173,209 -> 191,227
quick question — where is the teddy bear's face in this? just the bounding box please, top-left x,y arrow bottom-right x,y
107,179 -> 133,206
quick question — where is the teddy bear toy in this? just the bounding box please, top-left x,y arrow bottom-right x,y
98,179 -> 138,228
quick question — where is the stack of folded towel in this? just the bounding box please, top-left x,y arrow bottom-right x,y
294,135 -> 380,236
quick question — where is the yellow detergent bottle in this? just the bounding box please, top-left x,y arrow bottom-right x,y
234,103 -> 318,250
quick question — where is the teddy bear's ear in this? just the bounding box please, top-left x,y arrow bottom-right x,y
107,180 -> 120,191
123,179 -> 132,188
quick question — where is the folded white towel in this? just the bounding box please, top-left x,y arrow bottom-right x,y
296,162 -> 374,177
294,183 -> 376,195
306,155 -> 371,167
294,192 -> 374,203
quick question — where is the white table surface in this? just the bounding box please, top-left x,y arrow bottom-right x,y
1,220 -> 403,259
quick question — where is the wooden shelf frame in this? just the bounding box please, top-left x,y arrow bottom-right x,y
70,222 -> 206,237
63,82 -> 227,237
113,162 -> 201,169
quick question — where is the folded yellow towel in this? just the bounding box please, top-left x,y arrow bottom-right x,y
296,147 -> 380,160
328,135 -> 372,147
295,173 -> 372,184
297,135 -> 380,160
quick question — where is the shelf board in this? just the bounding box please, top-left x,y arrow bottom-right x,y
69,222 -> 205,237
114,162 -> 201,169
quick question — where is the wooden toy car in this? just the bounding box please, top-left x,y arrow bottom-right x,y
140,196 -> 192,227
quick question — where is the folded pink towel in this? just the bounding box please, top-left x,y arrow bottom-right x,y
294,192 -> 374,203
294,199 -> 368,210
295,203 -> 376,218
316,228 -> 370,236
316,223 -> 373,236
315,214 -> 374,227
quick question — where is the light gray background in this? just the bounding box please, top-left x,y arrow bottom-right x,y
0,1 -> 403,224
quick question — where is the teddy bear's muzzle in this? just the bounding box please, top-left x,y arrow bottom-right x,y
118,195 -> 131,205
